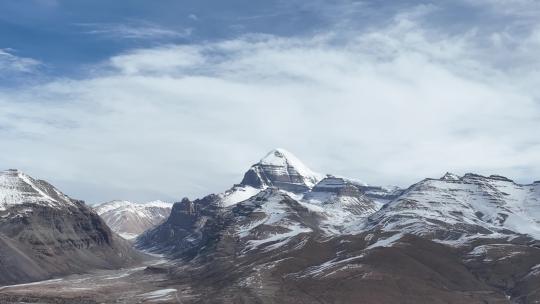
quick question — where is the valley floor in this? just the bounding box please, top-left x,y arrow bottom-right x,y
0,255 -> 194,304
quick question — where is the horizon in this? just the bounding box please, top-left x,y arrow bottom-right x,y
1,0 -> 540,204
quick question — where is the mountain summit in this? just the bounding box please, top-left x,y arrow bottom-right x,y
240,148 -> 324,193
0,169 -> 77,211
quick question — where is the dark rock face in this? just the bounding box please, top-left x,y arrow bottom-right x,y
240,166 -> 268,189
136,195 -> 227,259
0,170 -> 143,286
240,166 -> 311,193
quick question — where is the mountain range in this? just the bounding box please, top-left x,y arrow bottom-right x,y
1,149 -> 539,303
135,149 -> 540,303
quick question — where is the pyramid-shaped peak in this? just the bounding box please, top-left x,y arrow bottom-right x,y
259,148 -> 318,177
240,148 -> 323,193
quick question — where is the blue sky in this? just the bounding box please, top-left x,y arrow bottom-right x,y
1,0 -> 359,74
2,0 -> 524,76
1,0 -> 540,204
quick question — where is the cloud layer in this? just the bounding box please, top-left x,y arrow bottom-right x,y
1,2 -> 540,203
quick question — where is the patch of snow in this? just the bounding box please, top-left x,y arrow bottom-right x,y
366,233 -> 404,250
526,264 -> 540,278
246,223 -> 311,251
220,185 -> 261,207
299,255 -> 364,278
0,278 -> 64,290
119,232 -> 139,240
140,288 -> 177,301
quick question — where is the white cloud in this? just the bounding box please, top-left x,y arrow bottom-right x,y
82,22 -> 191,40
109,46 -> 205,75
1,6 -> 540,203
0,49 -> 40,73
463,0 -> 540,17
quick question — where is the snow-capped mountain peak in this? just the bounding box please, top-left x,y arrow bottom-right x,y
217,149 -> 399,208
0,168 -> 76,211
240,148 -> 324,193
440,172 -> 460,181
259,148 -> 322,183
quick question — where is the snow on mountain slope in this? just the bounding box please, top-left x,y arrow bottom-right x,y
233,189 -> 316,253
95,200 -> 173,239
0,169 -> 77,211
305,176 -> 381,213
365,173 -> 540,242
302,176 -> 382,233
219,185 -> 261,207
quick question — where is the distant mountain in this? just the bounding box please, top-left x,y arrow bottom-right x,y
94,200 -> 173,239
137,149 -> 540,303
0,169 -> 143,286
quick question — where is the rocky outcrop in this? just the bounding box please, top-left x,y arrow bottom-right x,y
136,196 -> 226,259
